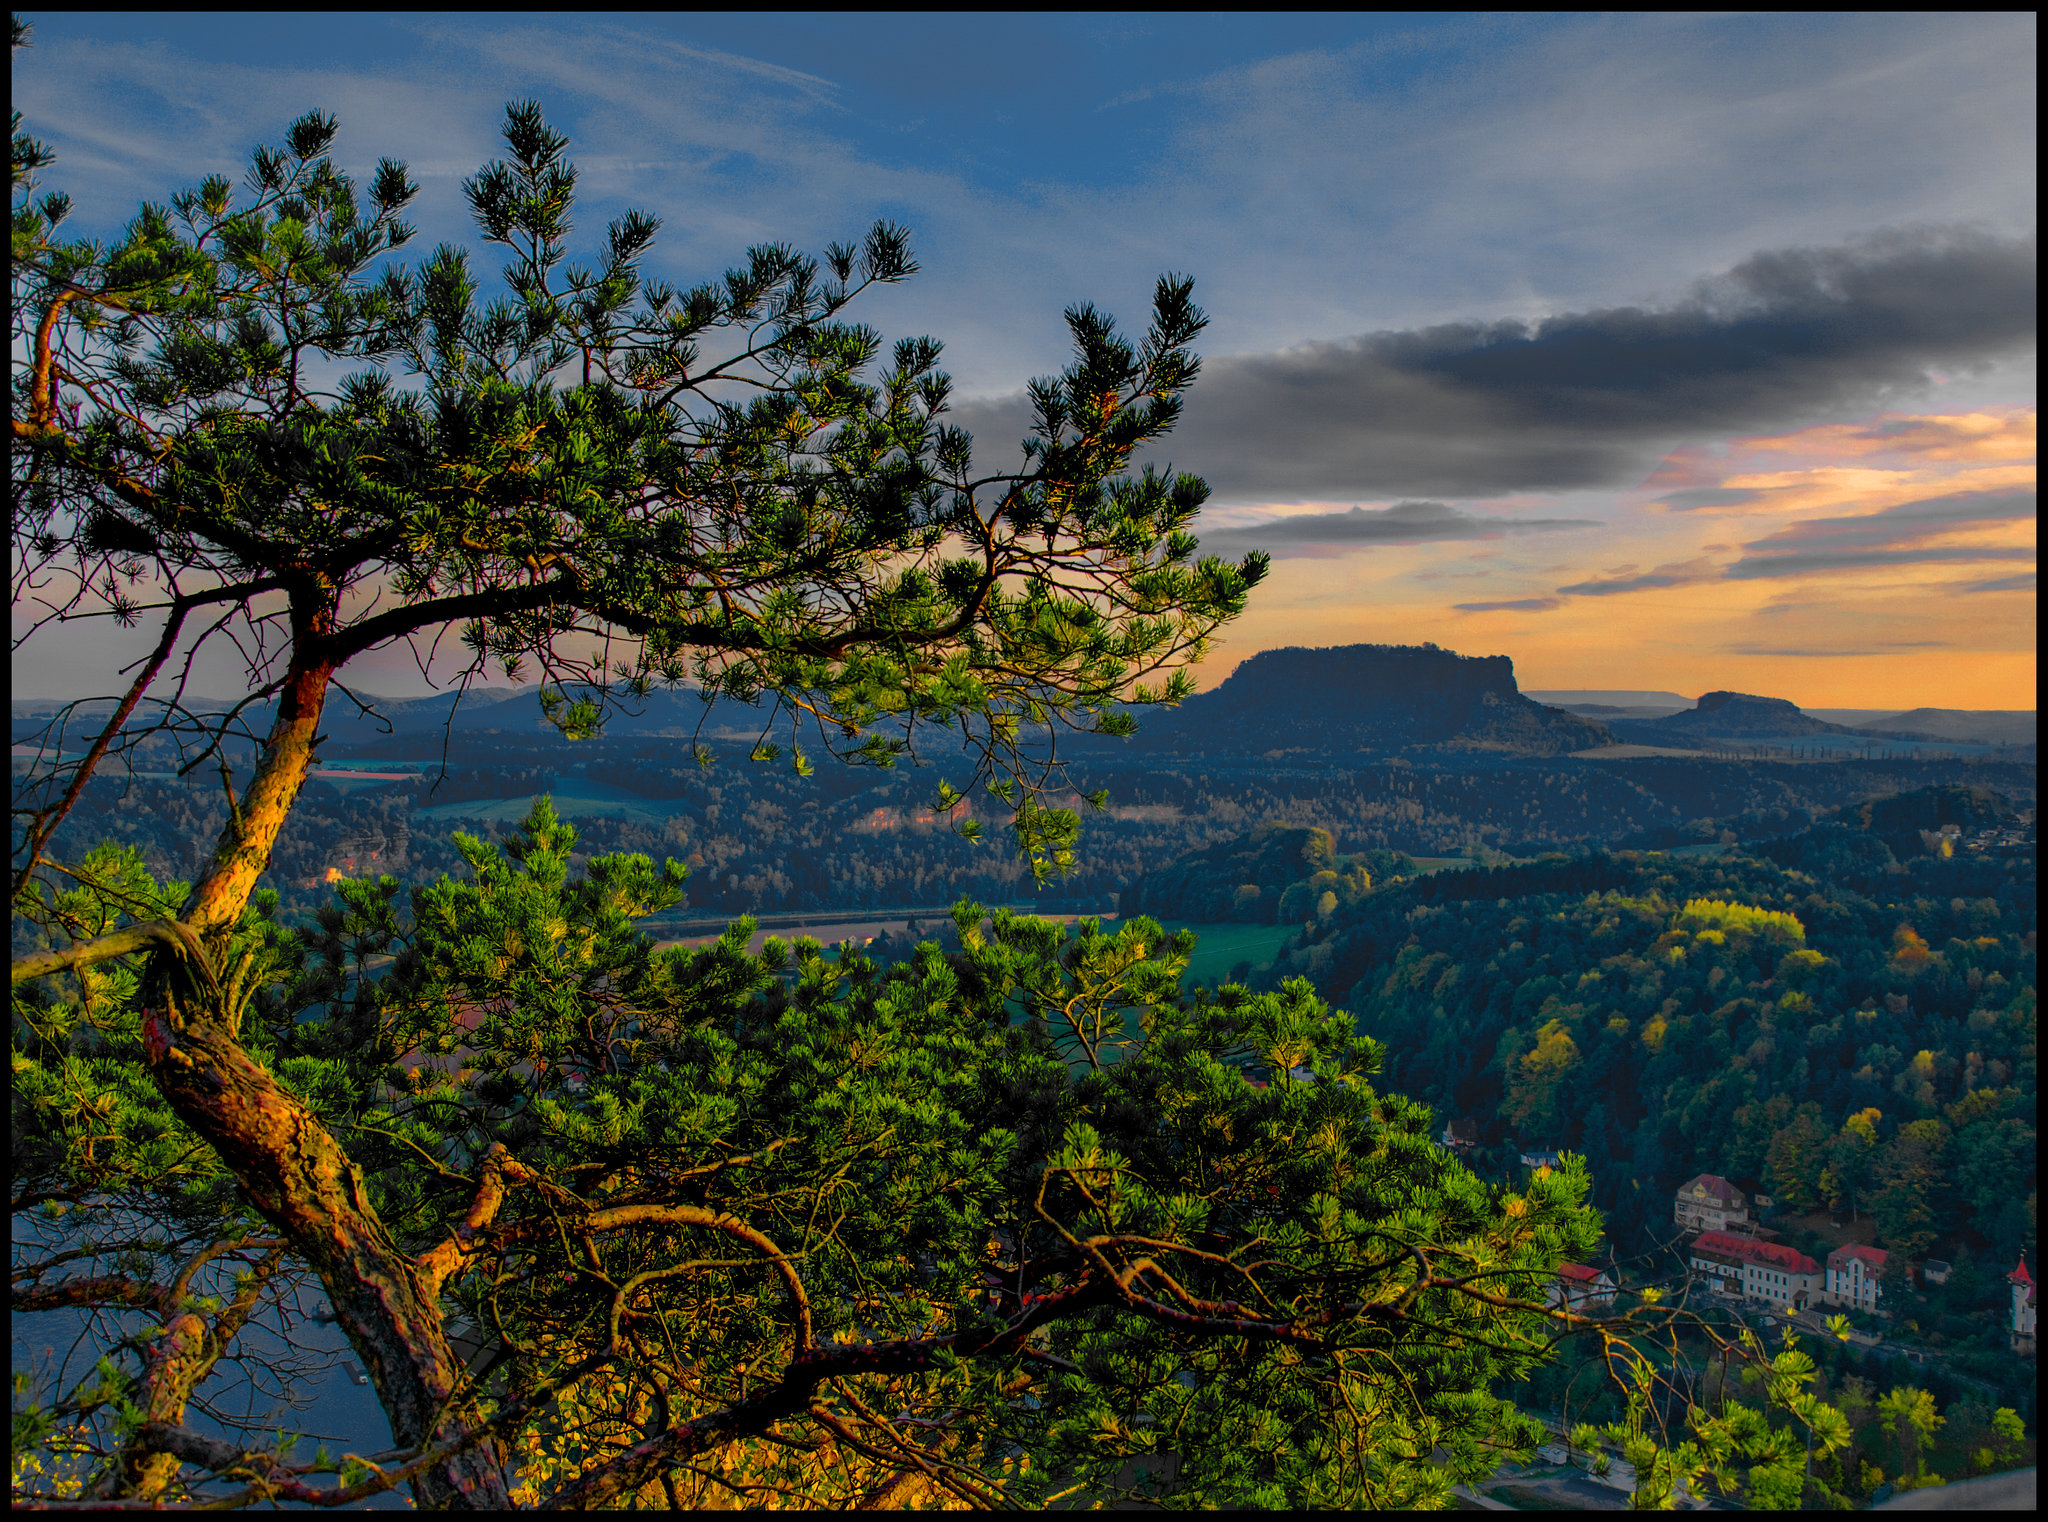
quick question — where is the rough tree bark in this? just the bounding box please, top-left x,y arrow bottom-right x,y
41,602 -> 521,1508
84,1244 -> 288,1502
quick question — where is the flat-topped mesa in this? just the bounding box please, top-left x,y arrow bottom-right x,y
1200,644 -> 1518,714
1116,642 -> 1611,756
1651,691 -> 1858,739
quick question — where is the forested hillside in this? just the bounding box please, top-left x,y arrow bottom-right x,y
1246,800 -> 2035,1326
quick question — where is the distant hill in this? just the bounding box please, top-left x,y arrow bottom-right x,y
319,686 -> 791,754
1633,691 -> 1861,740
1096,643 -> 1613,757
1802,709 -> 1910,728
18,676 -> 2031,764
9,685 -> 799,762
1553,702 -> 1695,722
14,646 -> 1616,762
1850,708 -> 2036,747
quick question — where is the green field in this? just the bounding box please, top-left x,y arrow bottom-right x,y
1155,920 -> 1295,988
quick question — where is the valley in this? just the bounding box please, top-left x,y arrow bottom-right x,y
14,641 -> 2036,1505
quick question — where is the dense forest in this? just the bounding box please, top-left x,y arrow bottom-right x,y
14,736 -> 2039,1494
1089,786 -> 2038,1478
28,741 -> 2034,1317
1215,794 -> 2037,1342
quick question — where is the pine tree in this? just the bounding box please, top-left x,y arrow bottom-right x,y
9,46 -> 1256,1502
10,26 -> 1864,1509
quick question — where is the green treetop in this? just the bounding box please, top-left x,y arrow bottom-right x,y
10,24 -> 1862,1509
13,69 -> 1265,940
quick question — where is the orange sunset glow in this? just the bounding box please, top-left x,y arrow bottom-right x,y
1198,405 -> 2035,709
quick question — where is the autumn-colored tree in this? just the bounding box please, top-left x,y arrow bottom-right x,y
1875,1386 -> 1945,1491
1823,1107 -> 1885,1220
1500,1015 -> 1582,1140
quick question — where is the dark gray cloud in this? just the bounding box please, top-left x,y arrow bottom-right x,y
1193,499 -> 1598,559
1451,596 -> 1565,613
954,226 -> 2035,503
1725,486 -> 2036,578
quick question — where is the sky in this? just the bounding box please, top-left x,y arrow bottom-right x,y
11,11 -> 2038,708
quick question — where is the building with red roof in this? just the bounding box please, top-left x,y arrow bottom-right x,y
2011,1255 -> 2037,1356
1547,1262 -> 1618,1314
1674,1173 -> 1750,1234
1825,1244 -> 1890,1313
1688,1229 -> 1820,1309
1440,1117 -> 1479,1152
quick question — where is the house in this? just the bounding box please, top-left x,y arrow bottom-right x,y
1688,1232 -> 1750,1296
1674,1174 -> 1750,1234
1520,1147 -> 1564,1170
1825,1244 -> 1889,1313
1548,1262 -> 1617,1314
1441,1118 -> 1480,1153
1920,1259 -> 1952,1287
2011,1256 -> 2037,1356
1688,1230 -> 1821,1309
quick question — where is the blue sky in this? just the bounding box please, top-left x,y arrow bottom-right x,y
11,12 -> 2037,705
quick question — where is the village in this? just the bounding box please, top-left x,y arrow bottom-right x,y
1428,1126 -> 2037,1509
1435,1118 -> 2036,1360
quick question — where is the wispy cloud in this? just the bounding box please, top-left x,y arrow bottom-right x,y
1957,571 -> 2037,594
1734,407 -> 2037,463
1726,547 -> 2035,579
1557,559 -> 1720,597
1724,487 -> 2036,578
1452,596 -> 1565,613
1654,486 -> 1777,511
1723,642 -> 1952,657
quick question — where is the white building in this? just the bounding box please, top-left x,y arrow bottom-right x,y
1689,1230 -> 1820,1310
1825,1244 -> 1888,1313
1674,1174 -> 1749,1234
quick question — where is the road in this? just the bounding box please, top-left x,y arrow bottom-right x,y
1872,1467 -> 2036,1509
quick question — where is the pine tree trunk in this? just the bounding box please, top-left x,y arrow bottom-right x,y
137,639 -> 513,1508
142,1011 -> 511,1506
